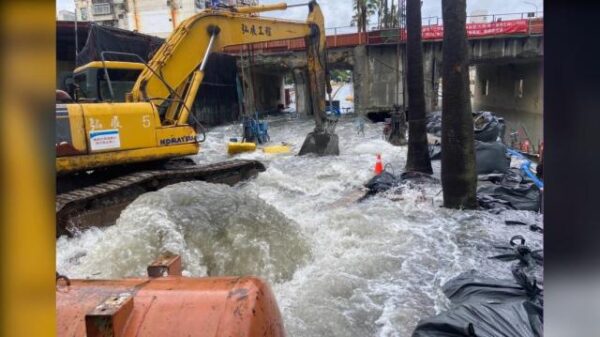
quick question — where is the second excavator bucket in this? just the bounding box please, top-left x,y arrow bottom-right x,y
298,131 -> 340,156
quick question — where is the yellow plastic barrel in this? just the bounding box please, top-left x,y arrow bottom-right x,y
262,145 -> 291,154
228,142 -> 256,155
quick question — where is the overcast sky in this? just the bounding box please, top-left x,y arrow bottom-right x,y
57,0 -> 543,28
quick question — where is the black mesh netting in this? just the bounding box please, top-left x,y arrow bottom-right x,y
76,24 -> 164,66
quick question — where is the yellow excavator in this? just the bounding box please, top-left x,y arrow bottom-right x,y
56,1 -> 332,236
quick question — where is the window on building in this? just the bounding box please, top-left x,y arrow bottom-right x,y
93,3 -> 112,15
80,8 -> 88,20
515,79 -> 524,98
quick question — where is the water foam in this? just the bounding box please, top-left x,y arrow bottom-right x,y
57,116 -> 543,336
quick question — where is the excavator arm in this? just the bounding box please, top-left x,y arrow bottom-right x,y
130,1 -> 327,127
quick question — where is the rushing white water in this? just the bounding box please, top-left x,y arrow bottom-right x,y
57,116 -> 542,337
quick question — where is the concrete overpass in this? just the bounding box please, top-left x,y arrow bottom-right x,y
230,14 -> 544,145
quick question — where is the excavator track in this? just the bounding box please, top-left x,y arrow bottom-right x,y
56,159 -> 266,237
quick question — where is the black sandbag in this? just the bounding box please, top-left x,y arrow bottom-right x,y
360,171 -> 438,201
412,268 -> 543,337
475,140 -> 510,174
427,111 -> 505,143
428,141 -> 509,172
360,171 -> 400,201
473,111 -> 504,143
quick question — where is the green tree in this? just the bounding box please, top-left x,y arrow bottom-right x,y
404,0 -> 432,174
441,0 -> 477,209
378,0 -> 399,29
351,0 -> 379,33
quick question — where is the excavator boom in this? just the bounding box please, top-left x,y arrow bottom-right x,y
131,1 -> 326,126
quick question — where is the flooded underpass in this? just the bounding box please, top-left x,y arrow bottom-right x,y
57,117 -> 543,337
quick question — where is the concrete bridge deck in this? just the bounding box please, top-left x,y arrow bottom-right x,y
233,14 -> 544,146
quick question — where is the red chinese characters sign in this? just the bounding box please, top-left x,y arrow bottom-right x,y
422,19 -> 529,40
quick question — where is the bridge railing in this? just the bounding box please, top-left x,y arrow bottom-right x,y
325,11 -> 543,47
225,11 -> 543,54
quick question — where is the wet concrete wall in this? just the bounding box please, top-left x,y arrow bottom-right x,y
473,61 -> 543,146
353,45 -> 404,116
235,35 -> 542,123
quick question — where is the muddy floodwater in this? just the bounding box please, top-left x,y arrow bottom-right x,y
57,116 -> 543,337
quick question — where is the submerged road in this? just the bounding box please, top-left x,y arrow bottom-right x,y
57,117 -> 543,337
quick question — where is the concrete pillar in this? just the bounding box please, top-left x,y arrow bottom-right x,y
253,72 -> 284,113
353,45 -> 404,118
473,61 -> 543,146
241,67 -> 256,116
352,45 -> 369,115
292,68 -> 311,116
422,43 -> 442,113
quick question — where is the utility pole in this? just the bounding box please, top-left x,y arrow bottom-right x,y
399,0 -> 407,109
74,0 -> 79,60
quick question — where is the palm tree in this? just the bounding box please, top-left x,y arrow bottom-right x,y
351,0 -> 379,33
441,0 -> 477,209
404,0 -> 432,174
378,0 -> 399,29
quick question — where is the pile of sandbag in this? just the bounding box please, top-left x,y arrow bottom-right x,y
426,111 -> 505,143
412,236 -> 543,337
426,111 -> 509,175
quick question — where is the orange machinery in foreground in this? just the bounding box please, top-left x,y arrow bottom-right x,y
56,254 -> 285,337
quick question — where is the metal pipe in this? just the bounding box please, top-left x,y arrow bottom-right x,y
74,1 -> 78,59
179,70 -> 204,125
234,2 -> 309,14
199,32 -> 217,72
286,2 -> 310,8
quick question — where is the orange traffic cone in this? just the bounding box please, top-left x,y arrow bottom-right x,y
374,153 -> 383,175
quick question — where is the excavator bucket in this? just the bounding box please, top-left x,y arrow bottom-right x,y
298,131 -> 340,156
57,276 -> 285,337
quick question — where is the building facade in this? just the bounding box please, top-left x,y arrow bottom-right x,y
58,10 -> 77,21
75,0 -> 258,38
75,0 -> 129,28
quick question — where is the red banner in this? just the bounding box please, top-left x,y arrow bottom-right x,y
421,19 -> 529,40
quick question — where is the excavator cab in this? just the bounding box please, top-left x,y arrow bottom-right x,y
71,61 -> 145,103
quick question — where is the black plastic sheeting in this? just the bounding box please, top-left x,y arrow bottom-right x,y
412,270 -> 543,337
360,170 -> 439,201
426,111 -> 505,143
412,237 -> 544,337
76,24 -> 164,66
489,235 -> 544,268
477,169 -> 541,212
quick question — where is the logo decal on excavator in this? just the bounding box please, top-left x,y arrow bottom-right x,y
159,135 -> 196,146
241,24 -> 272,36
